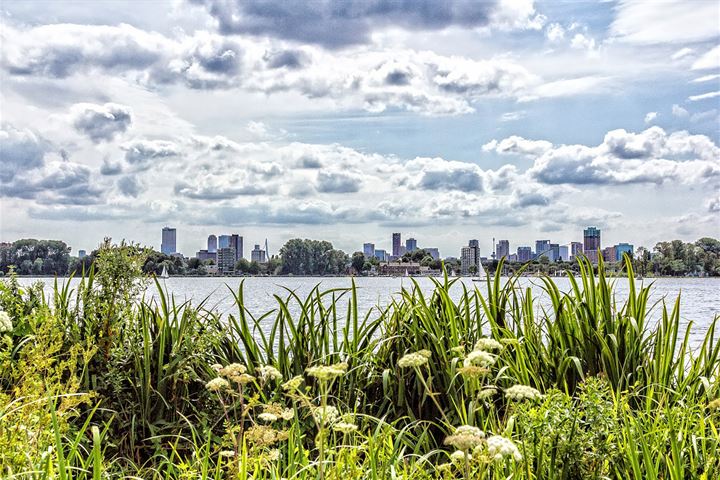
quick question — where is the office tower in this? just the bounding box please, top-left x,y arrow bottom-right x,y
363,243 -> 375,258
468,239 -> 480,270
548,243 -> 560,261
535,240 -> 551,259
161,227 -> 177,255
570,241 -> 583,260
583,227 -> 601,263
496,240 -> 510,259
460,246 -> 478,275
218,235 -> 231,249
424,248 -> 440,260
517,246 -> 532,262
392,233 -> 401,257
217,247 -> 236,273
78,250 -> 87,259
398,245 -> 407,256
405,238 -> 417,253
207,235 -> 217,253
559,245 -> 569,262
230,234 -> 243,261
196,249 -> 216,262
615,243 -> 634,262
602,246 -> 616,263
251,244 -> 267,263
374,249 -> 386,261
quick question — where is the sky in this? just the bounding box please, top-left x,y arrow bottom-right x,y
1,0 -> 719,258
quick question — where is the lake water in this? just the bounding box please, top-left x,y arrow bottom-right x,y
13,276 -> 720,348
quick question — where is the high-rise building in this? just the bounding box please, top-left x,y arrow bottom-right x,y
230,234 -> 243,262
602,246 -> 616,263
615,243 -> 634,262
570,242 -> 583,260
548,243 -> 560,261
363,243 -> 375,258
496,240 -> 510,260
251,244 -> 267,263
460,246 -> 478,275
161,227 -> 177,255
583,227 -> 601,263
392,233 -> 402,257
196,249 -> 217,262
405,238 -> 418,253
517,246 -> 533,262
467,240 -> 480,270
374,249 -> 387,261
78,250 -> 87,259
559,245 -> 569,262
535,240 -> 551,259
207,235 -> 217,253
218,235 -> 231,249
217,247 -> 236,273
424,248 -> 440,260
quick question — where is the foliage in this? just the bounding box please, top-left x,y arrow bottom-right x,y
0,239 -> 72,275
279,238 -> 349,275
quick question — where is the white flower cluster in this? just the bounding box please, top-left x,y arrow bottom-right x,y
312,405 -> 339,426
505,384 -> 543,401
332,422 -> 358,434
463,350 -> 495,368
485,435 -> 522,462
258,365 -> 283,382
477,388 -> 497,401
0,310 -> 12,333
258,412 -> 278,423
444,425 -> 485,451
206,377 -> 230,392
282,375 -> 304,391
398,350 -> 431,368
306,362 -> 348,381
474,337 -> 503,352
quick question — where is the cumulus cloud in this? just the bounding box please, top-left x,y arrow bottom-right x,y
70,102 -> 132,142
2,159 -> 101,204
117,176 -> 144,197
644,111 -> 658,123
483,136 -> 552,156
672,104 -> 689,117
0,124 -> 47,181
122,139 -> 180,167
316,171 -> 363,193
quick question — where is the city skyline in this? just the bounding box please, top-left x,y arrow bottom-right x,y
1,1 -> 718,254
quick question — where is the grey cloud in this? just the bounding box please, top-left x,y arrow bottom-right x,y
264,49 -> 308,69
122,140 -> 180,166
385,70 -> 411,86
174,181 -> 268,199
71,102 -> 132,142
189,0 -> 497,48
117,176 -> 144,197
100,159 -> 123,175
316,171 -> 362,193
0,124 -> 47,181
418,168 -> 483,192
2,160 -> 102,204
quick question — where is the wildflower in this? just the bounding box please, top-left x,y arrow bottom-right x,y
464,350 -> 495,367
306,362 -> 348,382
418,349 -> 432,358
234,373 -> 256,385
477,388 -> 497,401
312,405 -> 339,426
332,422 -> 358,434
245,425 -> 288,446
444,425 -> 485,451
282,375 -> 304,391
484,435 -> 522,462
398,352 -> 429,368
450,450 -> 467,464
266,449 -> 280,461
280,408 -> 295,421
0,311 -> 12,333
474,337 -> 503,352
220,363 -> 246,377
219,450 -> 235,458
505,385 -> 543,401
708,398 -> 720,410
206,377 -> 230,392
451,346 -> 465,354
258,365 -> 283,382
258,412 -> 278,423
211,363 -> 223,373
458,365 -> 489,379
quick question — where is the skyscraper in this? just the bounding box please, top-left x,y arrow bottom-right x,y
535,240 -> 551,259
161,227 -> 176,255
218,235 -> 231,249
496,240 -> 510,259
583,227 -> 601,262
363,243 -> 375,258
251,244 -> 267,263
217,247 -> 236,273
517,246 -> 532,262
207,235 -> 217,253
230,234 -> 243,262
467,239 -> 480,269
570,241 -> 583,260
460,246 -> 478,275
392,233 -> 401,257
559,245 -> 569,261
405,238 -> 417,253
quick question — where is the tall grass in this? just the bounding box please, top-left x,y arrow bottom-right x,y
0,248 -> 718,479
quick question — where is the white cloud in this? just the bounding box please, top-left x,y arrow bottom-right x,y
691,74 -> 720,83
545,23 -> 565,42
689,91 -> 720,102
692,45 -> 720,70
570,33 -> 596,51
644,111 -> 658,123
672,104 -> 689,117
671,47 -> 694,60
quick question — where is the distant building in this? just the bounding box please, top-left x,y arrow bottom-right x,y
230,234 -> 243,262
251,244 -> 267,263
424,247 -> 440,260
207,235 -> 217,253
496,240 -> 510,260
517,246 -> 533,262
379,261 -> 427,276
583,227 -> 601,263
392,233 -> 402,257
570,241 -> 583,260
535,240 -> 551,259
508,253 -> 518,262
405,238 -> 418,253
467,240 -> 480,270
460,246 -> 478,275
218,235 -> 231,249
217,247 -> 236,273
196,249 -> 216,262
363,243 -> 375,258
374,249 -> 387,261
615,243 -> 634,262
602,246 -> 616,263
548,243 -> 560,262
161,227 -> 176,255
559,245 -> 569,262
78,250 -> 87,259
398,245 -> 407,256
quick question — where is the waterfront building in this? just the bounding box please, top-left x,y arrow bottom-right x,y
379,261 -> 427,276
392,233 -> 402,257
374,249 -> 387,261
230,234 -> 243,261
570,241 -> 583,260
615,243 -> 634,262
467,239 -> 480,269
508,253 -> 518,262
460,246 -> 478,275
217,247 -> 236,273
398,245 -> 407,256
251,244 -> 267,263
161,227 -> 176,255
548,243 -> 560,262
517,246 -> 533,262
535,240 -> 551,259
196,249 -> 216,262
583,227 -> 601,263
218,235 -> 231,249
496,240 -> 510,260
363,243 -> 375,258
424,247 -> 440,260
405,238 -> 418,253
207,235 -> 217,253
78,249 -> 87,259
559,245 -> 569,262
602,246 -> 616,263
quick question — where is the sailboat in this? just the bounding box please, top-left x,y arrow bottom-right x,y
471,262 -> 486,282
160,265 -> 169,279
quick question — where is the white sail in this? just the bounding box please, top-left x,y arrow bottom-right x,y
161,265 -> 169,278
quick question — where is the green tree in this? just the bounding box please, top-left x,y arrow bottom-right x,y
351,252 -> 365,273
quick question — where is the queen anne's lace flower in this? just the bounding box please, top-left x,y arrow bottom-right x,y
474,338 -> 503,352
332,422 -> 358,434
258,365 -> 283,382
259,412 -> 278,423
444,425 -> 485,451
505,385 -> 543,401
266,448 -> 280,461
282,375 -> 304,391
708,398 -> 720,410
312,405 -> 339,425
206,377 -> 230,392
477,388 -> 497,400
484,435 -> 522,462
398,352 -> 429,368
464,350 -> 495,367
280,408 -> 295,420
306,362 -> 348,381
450,450 -> 467,464
0,311 -> 12,333
219,450 -> 235,458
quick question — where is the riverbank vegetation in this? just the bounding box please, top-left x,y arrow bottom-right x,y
0,241 -> 718,478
